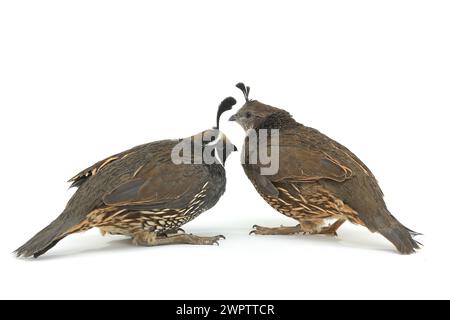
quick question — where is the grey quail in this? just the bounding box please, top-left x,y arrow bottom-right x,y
229,83 -> 421,254
15,97 -> 237,258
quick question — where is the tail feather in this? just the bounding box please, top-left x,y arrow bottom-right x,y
405,227 -> 422,237
375,210 -> 422,255
14,212 -> 78,258
31,239 -> 62,258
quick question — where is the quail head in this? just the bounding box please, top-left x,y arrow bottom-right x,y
229,83 -> 421,254
15,97 -> 237,258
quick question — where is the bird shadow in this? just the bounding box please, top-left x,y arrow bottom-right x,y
30,237 -> 144,261
29,230 -> 225,261
19,223 -> 413,261
291,232 -> 395,254
240,219 -> 402,255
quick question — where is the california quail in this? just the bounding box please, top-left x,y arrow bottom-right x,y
15,97 -> 237,258
229,83 -> 421,254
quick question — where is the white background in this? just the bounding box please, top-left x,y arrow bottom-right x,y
1,1 -> 449,300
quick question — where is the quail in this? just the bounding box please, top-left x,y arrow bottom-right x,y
15,97 -> 237,258
229,83 -> 421,254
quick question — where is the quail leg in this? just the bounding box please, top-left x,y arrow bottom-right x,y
160,227 -> 186,237
315,219 -> 346,236
250,224 -> 304,235
250,219 -> 345,237
132,231 -> 225,246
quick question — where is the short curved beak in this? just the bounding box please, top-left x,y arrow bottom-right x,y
228,114 -> 237,122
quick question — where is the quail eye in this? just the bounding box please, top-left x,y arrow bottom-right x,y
245,112 -> 252,118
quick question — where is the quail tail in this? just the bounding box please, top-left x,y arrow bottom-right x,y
375,209 -> 421,255
14,211 -> 79,258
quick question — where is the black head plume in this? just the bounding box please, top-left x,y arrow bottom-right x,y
236,82 -> 250,102
216,97 -> 236,129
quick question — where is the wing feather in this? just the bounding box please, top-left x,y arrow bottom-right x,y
68,144 -> 146,188
103,163 -> 207,211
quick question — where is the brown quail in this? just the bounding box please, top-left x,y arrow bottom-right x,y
15,97 -> 237,258
229,83 -> 421,254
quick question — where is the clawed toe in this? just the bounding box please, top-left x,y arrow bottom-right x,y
249,225 -> 265,235
204,235 -> 226,245
193,234 -> 226,245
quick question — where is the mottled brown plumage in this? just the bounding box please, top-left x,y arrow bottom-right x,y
229,83 -> 420,254
15,98 -> 237,258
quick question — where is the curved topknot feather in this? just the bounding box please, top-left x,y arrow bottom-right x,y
236,82 -> 250,102
216,97 -> 236,129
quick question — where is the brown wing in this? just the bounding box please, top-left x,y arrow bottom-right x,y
68,144 -> 147,188
271,146 -> 353,183
244,138 -> 352,198
282,128 -> 377,181
103,163 -> 208,211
